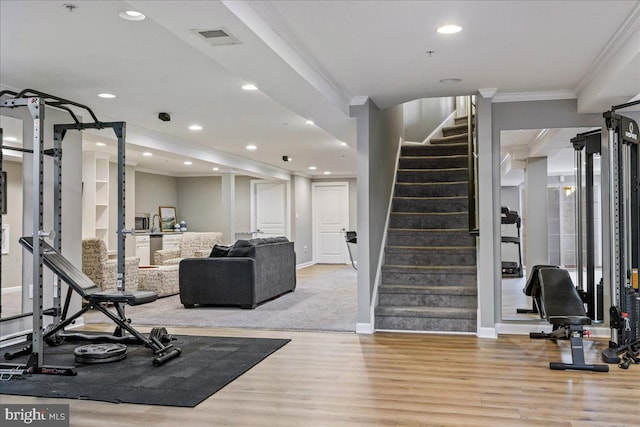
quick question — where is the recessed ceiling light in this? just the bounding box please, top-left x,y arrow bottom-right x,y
246,144 -> 257,150
119,10 -> 145,21
308,166 -> 317,170
142,152 -> 153,157
3,136 -> 18,142
437,24 -> 462,34
340,142 -> 348,146
98,93 -> 116,99
305,120 -> 314,125
212,167 -> 219,171
184,161 -> 193,165
96,142 -> 106,147
189,124 -> 203,131
242,84 -> 258,91
323,171 -> 331,175
439,78 -> 462,84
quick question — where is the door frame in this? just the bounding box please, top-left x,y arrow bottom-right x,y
250,179 -> 291,239
312,181 -> 350,264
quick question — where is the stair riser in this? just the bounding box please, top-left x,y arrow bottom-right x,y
387,231 -> 475,246
375,316 -> 476,332
431,134 -> 468,145
454,116 -> 469,126
382,271 -> 477,286
392,198 -> 467,213
442,125 -> 470,137
396,170 -> 468,183
390,214 -> 468,229
378,293 -> 477,308
385,251 -> 476,266
395,183 -> 467,197
401,144 -> 467,156
399,157 -> 467,169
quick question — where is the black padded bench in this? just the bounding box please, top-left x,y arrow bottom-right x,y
529,266 -> 608,372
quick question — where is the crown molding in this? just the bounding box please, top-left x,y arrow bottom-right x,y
575,2 -> 640,94
492,90 -> 576,103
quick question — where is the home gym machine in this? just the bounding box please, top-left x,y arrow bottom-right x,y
0,89 -> 180,376
501,206 -> 523,277
600,101 -> 639,367
569,128 -> 605,322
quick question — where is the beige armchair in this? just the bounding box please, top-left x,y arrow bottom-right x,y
82,238 -> 140,292
154,232 -> 224,265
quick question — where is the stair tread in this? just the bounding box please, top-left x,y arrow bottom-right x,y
391,211 -> 467,215
401,154 -> 467,159
394,196 -> 467,200
379,284 -> 477,294
397,167 -> 468,171
395,181 -> 467,186
376,306 -> 477,319
386,245 -> 475,250
388,228 -> 470,232
383,265 -> 476,271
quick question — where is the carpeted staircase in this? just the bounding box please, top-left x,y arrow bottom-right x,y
376,116 -> 477,332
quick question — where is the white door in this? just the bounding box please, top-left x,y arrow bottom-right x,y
313,182 -> 349,264
252,181 -> 287,238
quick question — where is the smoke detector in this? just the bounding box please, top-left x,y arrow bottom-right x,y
194,28 -> 241,46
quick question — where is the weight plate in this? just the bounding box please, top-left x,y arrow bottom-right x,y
74,343 -> 127,364
44,324 -> 65,346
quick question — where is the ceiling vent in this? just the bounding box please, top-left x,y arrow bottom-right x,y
194,28 -> 241,46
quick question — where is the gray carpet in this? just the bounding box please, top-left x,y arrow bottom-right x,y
83,266 -> 357,332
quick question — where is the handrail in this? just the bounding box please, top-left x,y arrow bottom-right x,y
466,96 -> 479,235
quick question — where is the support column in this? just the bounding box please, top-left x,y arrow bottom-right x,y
525,157 -> 549,268
221,173 -> 235,244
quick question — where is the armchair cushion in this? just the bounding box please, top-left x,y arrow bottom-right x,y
82,238 -> 139,292
155,232 -> 224,265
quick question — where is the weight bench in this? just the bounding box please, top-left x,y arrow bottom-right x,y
5,237 -> 181,367
517,264 -> 558,314
529,266 -> 608,372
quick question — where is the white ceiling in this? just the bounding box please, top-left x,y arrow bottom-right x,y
1,1 -> 639,179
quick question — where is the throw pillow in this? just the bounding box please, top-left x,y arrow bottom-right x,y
209,244 -> 230,258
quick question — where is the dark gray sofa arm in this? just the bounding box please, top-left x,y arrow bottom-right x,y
179,258 -> 256,308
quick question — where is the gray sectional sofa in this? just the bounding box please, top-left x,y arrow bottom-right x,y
179,237 -> 296,309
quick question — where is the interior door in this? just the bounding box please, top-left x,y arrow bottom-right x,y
253,181 -> 286,238
313,182 -> 349,264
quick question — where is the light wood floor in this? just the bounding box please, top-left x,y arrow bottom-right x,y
2,265 -> 638,426
2,325 -> 638,427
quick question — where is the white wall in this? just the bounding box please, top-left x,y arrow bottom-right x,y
292,175 -> 313,264
350,98 -> 404,327
2,160 -> 23,289
403,96 -> 455,142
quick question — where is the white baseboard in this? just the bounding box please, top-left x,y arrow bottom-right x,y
477,327 -> 498,339
296,261 -> 315,270
356,323 -> 374,334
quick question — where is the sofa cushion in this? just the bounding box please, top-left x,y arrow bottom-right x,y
209,244 -> 231,258
228,240 -> 255,257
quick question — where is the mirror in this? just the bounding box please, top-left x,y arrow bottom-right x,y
500,127 -> 601,321
1,115 -> 25,319
159,206 -> 177,232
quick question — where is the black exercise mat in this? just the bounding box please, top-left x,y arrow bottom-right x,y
0,335 -> 289,407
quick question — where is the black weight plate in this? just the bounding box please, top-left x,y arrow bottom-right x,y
74,343 -> 127,364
